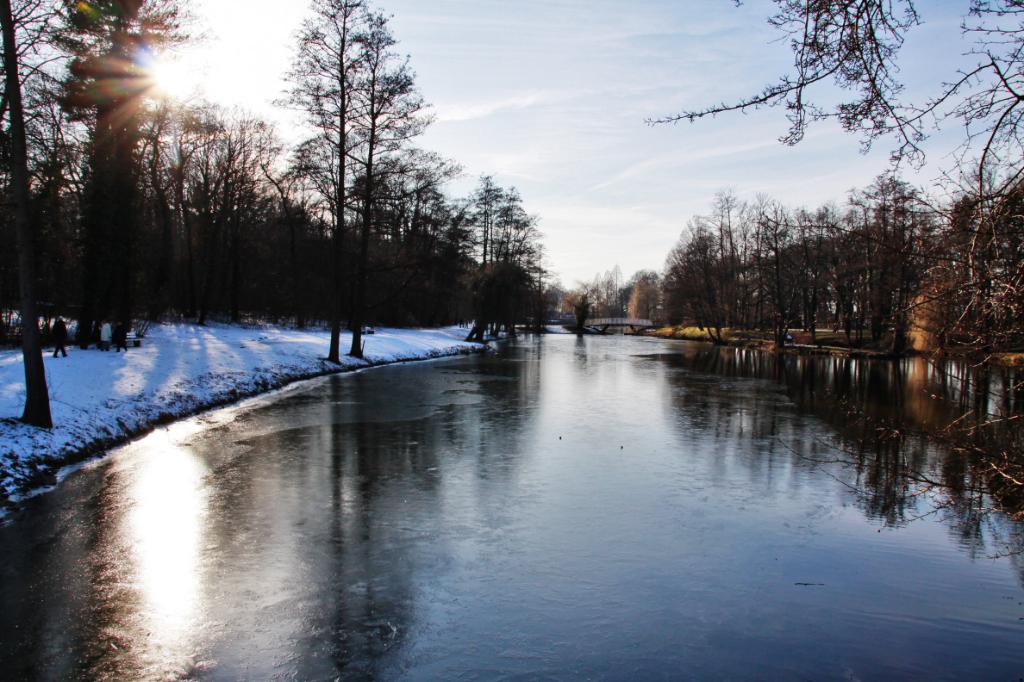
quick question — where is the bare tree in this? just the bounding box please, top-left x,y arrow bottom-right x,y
1,0 -> 50,427
471,175 -> 502,266
664,222 -> 731,343
347,10 -> 427,358
139,101 -> 176,320
262,162 -> 311,328
286,0 -> 364,363
749,199 -> 796,349
793,206 -> 833,343
655,1 -> 1024,191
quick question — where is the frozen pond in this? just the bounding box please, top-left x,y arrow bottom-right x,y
1,335 -> 1022,679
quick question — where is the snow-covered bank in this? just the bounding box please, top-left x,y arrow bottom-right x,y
0,323 -> 482,505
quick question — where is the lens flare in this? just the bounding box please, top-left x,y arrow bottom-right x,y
146,53 -> 200,101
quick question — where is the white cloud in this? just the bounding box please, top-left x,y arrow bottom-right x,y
436,92 -> 546,122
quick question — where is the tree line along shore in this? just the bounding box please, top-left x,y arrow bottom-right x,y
1,1 -> 553,431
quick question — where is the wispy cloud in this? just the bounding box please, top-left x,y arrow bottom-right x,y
436,93 -> 546,123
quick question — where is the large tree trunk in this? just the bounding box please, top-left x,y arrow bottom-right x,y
349,99 -> 376,359
809,288 -> 818,343
327,221 -> 344,362
349,174 -> 373,359
327,18 -> 352,364
112,131 -> 137,329
77,114 -> 113,347
176,165 -> 197,318
287,204 -> 305,329
1,0 -> 52,428
197,212 -> 221,326
229,211 -> 241,323
148,152 -> 174,320
466,322 -> 486,343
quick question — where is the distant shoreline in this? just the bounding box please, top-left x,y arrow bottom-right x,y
643,326 -> 1024,366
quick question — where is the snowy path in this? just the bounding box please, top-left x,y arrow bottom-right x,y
0,323 -> 481,503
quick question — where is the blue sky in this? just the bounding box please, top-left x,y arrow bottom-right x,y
186,0 -> 970,285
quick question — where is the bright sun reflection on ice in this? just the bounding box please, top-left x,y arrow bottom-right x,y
128,437 -> 209,646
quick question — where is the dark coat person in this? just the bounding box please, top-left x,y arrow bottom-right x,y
52,318 -> 68,358
113,322 -> 128,353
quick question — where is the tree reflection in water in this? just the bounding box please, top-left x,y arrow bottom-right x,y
658,344 -> 1024,572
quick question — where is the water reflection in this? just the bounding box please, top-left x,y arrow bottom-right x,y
0,337 -> 1022,680
658,343 -> 1024,556
661,345 -> 1021,432
128,440 -> 207,656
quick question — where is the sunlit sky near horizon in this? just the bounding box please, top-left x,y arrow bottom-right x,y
171,0 -> 970,286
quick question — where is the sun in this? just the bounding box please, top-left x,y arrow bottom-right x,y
146,53 -> 202,102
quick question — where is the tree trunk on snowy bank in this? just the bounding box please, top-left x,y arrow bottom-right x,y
1,0 -> 52,428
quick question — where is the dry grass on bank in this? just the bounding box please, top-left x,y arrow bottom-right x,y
647,326 -> 895,350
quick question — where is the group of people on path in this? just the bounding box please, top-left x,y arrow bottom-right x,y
49,318 -> 130,358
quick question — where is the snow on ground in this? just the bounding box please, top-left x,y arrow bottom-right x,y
0,323 -> 482,504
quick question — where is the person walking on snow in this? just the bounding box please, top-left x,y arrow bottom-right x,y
113,322 -> 128,353
99,321 -> 112,351
52,317 -> 68,358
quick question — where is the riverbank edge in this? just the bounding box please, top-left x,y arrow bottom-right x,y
1,341 -> 488,513
644,328 -> 1024,365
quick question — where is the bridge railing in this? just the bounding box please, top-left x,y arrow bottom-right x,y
587,318 -> 654,327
